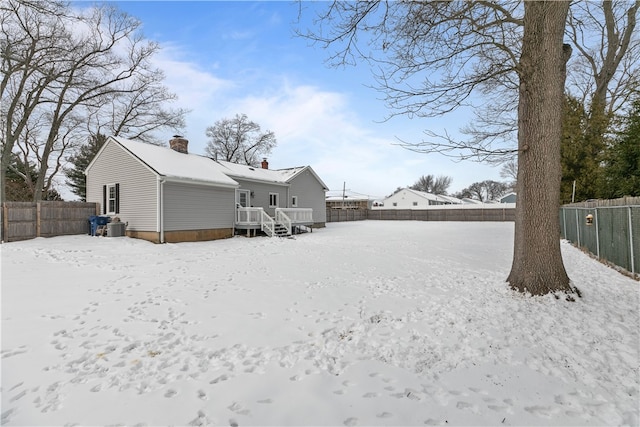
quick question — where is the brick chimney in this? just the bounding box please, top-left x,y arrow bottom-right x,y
169,135 -> 188,154
261,158 -> 269,169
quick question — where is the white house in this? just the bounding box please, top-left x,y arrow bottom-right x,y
376,188 -> 463,209
85,136 -> 328,243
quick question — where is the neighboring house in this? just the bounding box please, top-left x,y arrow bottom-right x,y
500,192 -> 517,204
325,190 -> 380,210
376,188 -> 463,209
85,136 -> 328,243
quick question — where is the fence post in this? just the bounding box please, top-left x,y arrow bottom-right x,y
575,209 -> 580,247
594,209 -> 600,258
36,202 -> 41,237
2,203 -> 7,243
629,206 -> 635,276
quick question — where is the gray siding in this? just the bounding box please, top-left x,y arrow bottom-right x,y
86,141 -> 158,231
163,182 -> 235,231
288,169 -> 327,223
233,178 -> 288,217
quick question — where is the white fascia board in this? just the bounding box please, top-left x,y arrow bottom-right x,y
227,175 -> 290,187
162,175 -> 239,189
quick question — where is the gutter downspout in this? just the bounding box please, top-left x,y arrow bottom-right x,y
158,177 -> 165,243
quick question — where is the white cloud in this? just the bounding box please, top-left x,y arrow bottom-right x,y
151,50 -> 502,196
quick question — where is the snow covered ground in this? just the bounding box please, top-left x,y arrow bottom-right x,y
1,220 -> 638,426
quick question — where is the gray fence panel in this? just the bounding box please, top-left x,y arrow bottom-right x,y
579,208 -> 598,256
561,204 -> 638,276
598,208 -> 632,273
632,207 -> 640,275
563,208 -> 579,244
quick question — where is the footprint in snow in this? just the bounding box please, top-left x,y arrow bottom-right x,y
344,417 -> 358,426
10,390 -> 26,402
210,374 -> 229,384
164,389 -> 178,398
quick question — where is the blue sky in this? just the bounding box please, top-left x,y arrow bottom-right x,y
104,1 -> 504,197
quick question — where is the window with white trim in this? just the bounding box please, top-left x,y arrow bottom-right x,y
269,192 -> 279,208
103,183 -> 119,214
291,196 -> 298,207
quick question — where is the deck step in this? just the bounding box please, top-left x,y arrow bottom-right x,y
273,223 -> 289,237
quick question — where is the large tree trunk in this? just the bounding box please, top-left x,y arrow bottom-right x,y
508,1 -> 573,295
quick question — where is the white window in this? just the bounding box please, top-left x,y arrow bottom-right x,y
269,193 -> 279,208
413,201 -> 418,206
291,196 -> 298,207
392,202 -> 397,207
104,183 -> 119,214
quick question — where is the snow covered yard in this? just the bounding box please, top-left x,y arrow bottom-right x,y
1,220 -> 638,426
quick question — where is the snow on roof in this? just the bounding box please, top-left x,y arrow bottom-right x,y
110,137 -> 327,189
215,161 -> 305,184
402,188 -> 463,204
325,190 -> 380,201
111,137 -> 238,187
216,161 -> 329,190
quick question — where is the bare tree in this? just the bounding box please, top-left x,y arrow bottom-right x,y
567,1 -> 639,118
410,175 -> 452,195
0,0 -> 68,203
500,159 -> 517,191
1,1 -> 186,203
302,1 -> 574,295
457,180 -> 509,202
205,114 -> 276,166
94,72 -> 188,145
392,2 -> 639,168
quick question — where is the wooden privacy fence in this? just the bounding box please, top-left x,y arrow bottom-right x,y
2,201 -> 99,242
327,207 -> 515,223
326,209 -> 368,222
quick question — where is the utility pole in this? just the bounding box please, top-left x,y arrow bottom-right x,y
342,181 -> 346,210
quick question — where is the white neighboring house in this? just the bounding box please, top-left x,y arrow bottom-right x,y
376,188 -> 464,209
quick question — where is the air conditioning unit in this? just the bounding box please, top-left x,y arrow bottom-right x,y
107,222 -> 126,237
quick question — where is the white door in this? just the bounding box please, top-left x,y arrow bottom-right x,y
237,189 -> 250,207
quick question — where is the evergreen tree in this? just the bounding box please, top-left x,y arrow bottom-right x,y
5,153 -> 63,201
65,134 -> 107,201
602,98 -> 640,198
560,96 -> 606,203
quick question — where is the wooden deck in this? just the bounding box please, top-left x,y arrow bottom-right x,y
235,207 -> 313,236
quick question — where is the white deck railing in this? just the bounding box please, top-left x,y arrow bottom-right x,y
275,210 -> 292,235
276,208 -> 313,224
236,207 -> 264,225
260,209 -> 275,237
236,207 -> 313,237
